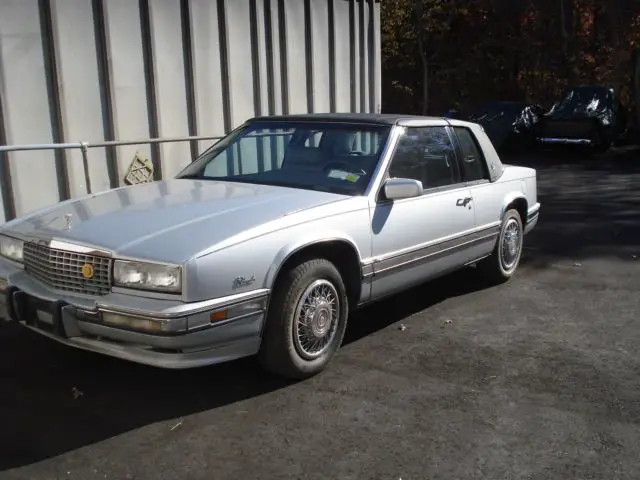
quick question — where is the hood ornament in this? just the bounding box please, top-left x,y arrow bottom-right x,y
63,213 -> 73,231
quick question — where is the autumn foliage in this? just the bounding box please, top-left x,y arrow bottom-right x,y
381,0 -> 640,119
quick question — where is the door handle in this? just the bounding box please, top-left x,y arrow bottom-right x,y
456,197 -> 472,207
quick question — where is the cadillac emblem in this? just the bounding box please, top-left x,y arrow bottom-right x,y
81,263 -> 94,279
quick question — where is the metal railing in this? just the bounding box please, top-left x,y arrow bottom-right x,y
0,134 -> 223,195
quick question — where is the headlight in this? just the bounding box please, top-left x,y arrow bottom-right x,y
0,235 -> 24,263
113,260 -> 182,293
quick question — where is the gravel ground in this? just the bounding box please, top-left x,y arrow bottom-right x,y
0,149 -> 638,480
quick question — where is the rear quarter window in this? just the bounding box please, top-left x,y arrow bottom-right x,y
453,127 -> 489,182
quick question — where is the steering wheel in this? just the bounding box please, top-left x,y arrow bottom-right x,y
323,161 -> 367,176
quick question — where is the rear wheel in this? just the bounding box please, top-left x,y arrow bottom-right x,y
478,209 -> 524,283
258,258 -> 348,380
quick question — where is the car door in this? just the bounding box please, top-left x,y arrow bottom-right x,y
369,125 -> 477,300
450,125 -> 505,260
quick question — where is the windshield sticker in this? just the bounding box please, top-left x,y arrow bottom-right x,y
328,169 -> 361,183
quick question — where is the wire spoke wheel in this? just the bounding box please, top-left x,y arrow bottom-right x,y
293,279 -> 340,360
500,217 -> 522,271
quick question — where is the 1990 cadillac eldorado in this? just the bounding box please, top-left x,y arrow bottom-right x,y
0,114 -> 540,379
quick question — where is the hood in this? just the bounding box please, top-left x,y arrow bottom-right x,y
3,179 -> 349,263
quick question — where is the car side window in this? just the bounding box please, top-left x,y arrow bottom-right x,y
453,127 -> 489,182
304,131 -> 323,147
388,126 -> 459,190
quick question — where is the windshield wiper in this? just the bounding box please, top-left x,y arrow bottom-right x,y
177,175 -> 266,185
176,176 -> 351,195
177,174 -> 205,180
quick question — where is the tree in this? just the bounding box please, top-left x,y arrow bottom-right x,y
381,0 -> 640,117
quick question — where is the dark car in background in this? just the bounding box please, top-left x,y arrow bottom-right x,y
534,85 -> 627,152
468,101 -> 544,152
445,84 -> 630,155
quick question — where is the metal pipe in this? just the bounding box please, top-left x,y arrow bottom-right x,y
80,142 -> 92,194
0,142 -> 83,152
0,135 -> 223,153
0,135 -> 225,198
85,135 -> 223,148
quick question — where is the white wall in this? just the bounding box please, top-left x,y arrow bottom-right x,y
0,0 -> 382,223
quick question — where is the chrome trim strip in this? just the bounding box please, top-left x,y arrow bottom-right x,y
187,307 -> 267,333
396,118 -> 450,128
48,239 -> 113,257
524,203 -> 540,234
79,296 -> 266,335
527,202 -> 540,221
538,137 -> 592,145
110,255 -> 182,268
373,228 -> 499,278
16,237 -> 114,258
96,288 -> 270,319
110,286 -> 181,301
187,294 -> 269,331
361,263 -> 375,279
524,214 -> 539,235
366,222 -> 500,266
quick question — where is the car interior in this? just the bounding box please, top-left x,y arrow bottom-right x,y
281,129 -> 381,176
388,134 -> 457,189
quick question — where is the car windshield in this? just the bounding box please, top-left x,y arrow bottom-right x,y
176,121 -> 392,195
557,87 -> 612,113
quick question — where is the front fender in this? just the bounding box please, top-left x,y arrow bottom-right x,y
263,231 -> 364,290
183,202 -> 371,302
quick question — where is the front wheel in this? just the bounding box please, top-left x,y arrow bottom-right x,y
478,209 -> 524,283
258,258 -> 349,380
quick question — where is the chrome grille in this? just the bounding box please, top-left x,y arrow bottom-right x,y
23,242 -> 112,295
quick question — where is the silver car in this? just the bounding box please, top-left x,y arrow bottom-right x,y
0,114 -> 540,379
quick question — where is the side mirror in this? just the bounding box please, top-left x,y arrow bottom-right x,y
383,177 -> 423,200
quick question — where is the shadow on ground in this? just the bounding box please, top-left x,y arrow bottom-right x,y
0,267 -> 493,471
0,324 -> 285,470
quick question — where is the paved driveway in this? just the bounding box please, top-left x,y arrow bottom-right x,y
1,149 -> 639,480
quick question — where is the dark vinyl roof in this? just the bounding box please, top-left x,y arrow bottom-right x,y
249,112 -> 443,125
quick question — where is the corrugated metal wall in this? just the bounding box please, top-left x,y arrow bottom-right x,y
0,0 -> 381,223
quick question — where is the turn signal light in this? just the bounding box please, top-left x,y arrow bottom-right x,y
210,310 -> 228,323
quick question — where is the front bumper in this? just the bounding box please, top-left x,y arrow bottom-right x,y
0,263 -> 268,369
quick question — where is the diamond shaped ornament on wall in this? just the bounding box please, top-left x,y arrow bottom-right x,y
124,151 -> 154,185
